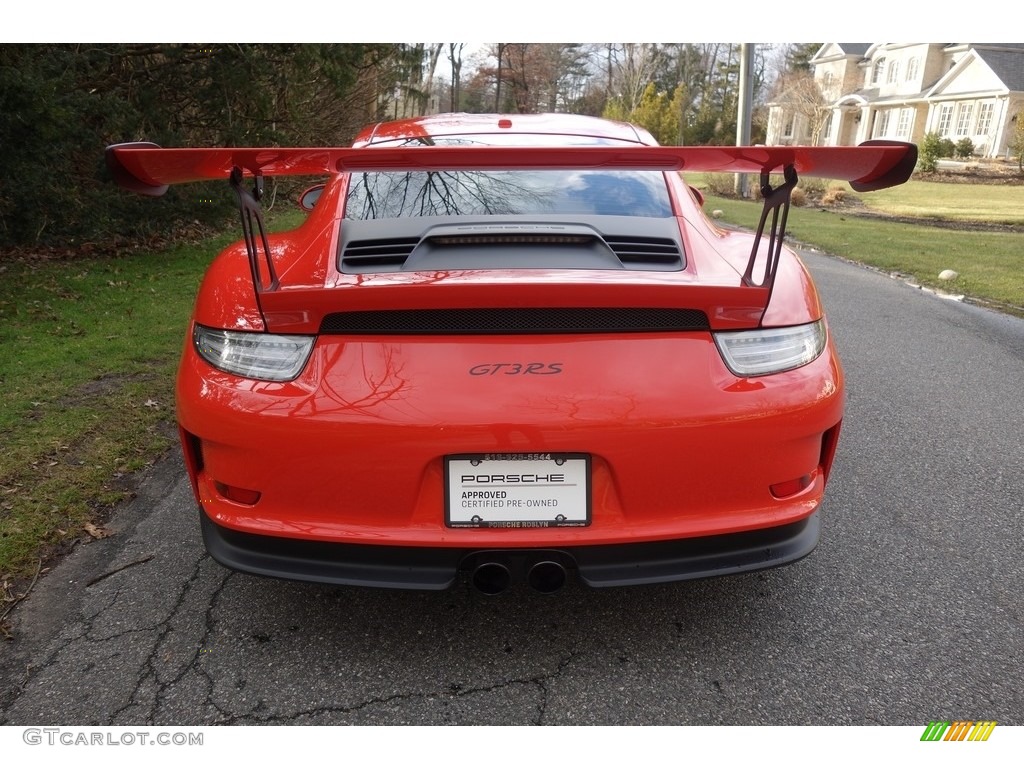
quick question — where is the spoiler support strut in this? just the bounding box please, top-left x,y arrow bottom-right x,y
229,167 -> 278,320
743,164 -> 797,325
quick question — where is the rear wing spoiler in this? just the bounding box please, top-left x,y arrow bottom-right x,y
107,141 -> 916,195
106,141 -> 916,324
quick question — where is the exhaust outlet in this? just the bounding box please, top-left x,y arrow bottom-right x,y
528,560 -> 567,594
472,562 -> 512,595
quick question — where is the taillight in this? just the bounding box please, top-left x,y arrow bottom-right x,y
714,320 -> 826,377
193,324 -> 314,381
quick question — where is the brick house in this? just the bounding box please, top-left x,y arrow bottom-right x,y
766,43 -> 1024,159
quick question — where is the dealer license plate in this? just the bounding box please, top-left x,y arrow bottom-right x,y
445,453 -> 591,528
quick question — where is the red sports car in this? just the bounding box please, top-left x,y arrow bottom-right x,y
107,113 -> 915,593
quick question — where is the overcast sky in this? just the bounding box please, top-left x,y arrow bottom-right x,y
6,5 -> 976,44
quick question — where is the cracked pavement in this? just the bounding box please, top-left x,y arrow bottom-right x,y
1,251 -> 1022,726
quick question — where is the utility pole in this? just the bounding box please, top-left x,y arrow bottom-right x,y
734,43 -> 755,198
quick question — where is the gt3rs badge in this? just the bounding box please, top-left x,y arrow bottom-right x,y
469,363 -> 563,376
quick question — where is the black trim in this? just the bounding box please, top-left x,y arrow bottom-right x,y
319,307 -> 710,335
200,509 -> 820,590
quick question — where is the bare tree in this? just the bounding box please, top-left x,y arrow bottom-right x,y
448,43 -> 465,111
421,44 -> 444,113
494,43 -> 505,111
474,44 -> 593,113
1010,105 -> 1024,170
608,43 -> 663,114
771,70 -> 830,144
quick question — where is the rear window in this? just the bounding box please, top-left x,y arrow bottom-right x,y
343,136 -> 672,220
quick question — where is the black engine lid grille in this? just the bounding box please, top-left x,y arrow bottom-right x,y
340,237 -> 419,271
605,236 -> 682,267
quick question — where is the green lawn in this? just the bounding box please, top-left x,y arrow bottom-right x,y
0,211 -> 303,598
850,179 -> 1024,225
0,237 -> 223,592
702,190 -> 1024,312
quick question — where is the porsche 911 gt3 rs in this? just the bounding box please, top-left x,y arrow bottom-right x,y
107,113 -> 916,593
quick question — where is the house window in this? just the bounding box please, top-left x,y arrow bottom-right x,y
975,102 -> 994,136
887,61 -> 899,84
955,103 -> 973,136
874,109 -> 891,138
821,71 -> 835,97
936,104 -> 953,135
783,112 -> 795,139
822,112 -> 833,142
896,108 -> 913,138
906,58 -> 919,81
872,57 -> 886,85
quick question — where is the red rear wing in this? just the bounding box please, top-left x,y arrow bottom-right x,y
107,141 -> 916,195
106,140 -> 916,328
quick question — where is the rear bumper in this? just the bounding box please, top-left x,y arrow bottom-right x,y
200,507 -> 821,590
179,331 -> 843,547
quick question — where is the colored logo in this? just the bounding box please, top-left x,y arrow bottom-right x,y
920,721 -> 997,742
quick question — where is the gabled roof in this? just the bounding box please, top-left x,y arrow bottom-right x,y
926,46 -> 1024,98
973,45 -> 1024,92
836,44 -> 870,57
959,43 -> 1024,49
812,43 -> 870,63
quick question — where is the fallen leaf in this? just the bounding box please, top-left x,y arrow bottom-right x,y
83,523 -> 113,540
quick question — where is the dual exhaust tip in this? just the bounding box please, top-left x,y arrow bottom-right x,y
471,559 -> 568,595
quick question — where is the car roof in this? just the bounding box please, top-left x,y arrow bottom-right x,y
353,112 -> 657,147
